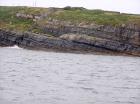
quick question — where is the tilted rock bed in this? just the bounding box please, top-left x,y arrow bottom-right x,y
0,29 -> 140,56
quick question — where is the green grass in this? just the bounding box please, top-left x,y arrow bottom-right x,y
0,6 -> 34,31
0,6 -> 140,32
49,9 -> 140,26
0,6 -> 48,32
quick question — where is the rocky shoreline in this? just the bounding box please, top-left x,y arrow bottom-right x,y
0,29 -> 113,53
0,6 -> 140,56
0,27 -> 140,56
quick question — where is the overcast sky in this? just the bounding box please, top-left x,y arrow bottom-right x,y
0,0 -> 140,14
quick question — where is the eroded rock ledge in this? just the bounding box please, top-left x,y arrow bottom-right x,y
0,29 -> 140,56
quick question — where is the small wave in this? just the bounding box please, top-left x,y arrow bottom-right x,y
8,45 -> 21,49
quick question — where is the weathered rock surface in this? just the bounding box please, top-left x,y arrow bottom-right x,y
0,29 -> 111,54
41,20 -> 140,46
60,34 -> 140,56
0,26 -> 140,56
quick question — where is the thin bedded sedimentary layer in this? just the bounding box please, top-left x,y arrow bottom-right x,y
0,29 -> 140,56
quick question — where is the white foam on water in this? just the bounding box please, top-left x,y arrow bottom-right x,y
8,45 -> 21,49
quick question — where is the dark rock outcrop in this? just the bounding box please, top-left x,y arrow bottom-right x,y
41,20 -> 140,46
0,29 -> 112,54
0,25 -> 140,56
60,34 -> 140,56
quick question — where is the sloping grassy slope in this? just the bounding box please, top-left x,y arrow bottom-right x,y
0,6 -> 140,32
50,8 -> 140,26
0,6 -> 33,31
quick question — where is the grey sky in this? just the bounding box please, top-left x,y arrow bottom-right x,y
0,0 -> 140,14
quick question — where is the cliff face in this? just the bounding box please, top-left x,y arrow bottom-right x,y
41,20 -> 140,46
0,7 -> 140,56
0,29 -> 112,53
39,20 -> 140,56
60,34 -> 140,56
0,26 -> 140,56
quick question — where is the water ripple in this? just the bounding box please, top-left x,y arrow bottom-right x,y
0,47 -> 140,104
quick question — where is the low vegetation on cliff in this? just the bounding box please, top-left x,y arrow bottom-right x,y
0,6 -> 140,33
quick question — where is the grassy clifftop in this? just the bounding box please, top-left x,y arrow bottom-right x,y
0,6 -> 44,32
51,7 -> 140,25
0,6 -> 140,33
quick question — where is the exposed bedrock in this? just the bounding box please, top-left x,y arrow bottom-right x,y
41,21 -> 140,46
0,27 -> 140,56
0,29 -> 111,53
60,34 -> 140,56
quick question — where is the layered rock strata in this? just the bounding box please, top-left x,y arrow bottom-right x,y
0,27 -> 140,56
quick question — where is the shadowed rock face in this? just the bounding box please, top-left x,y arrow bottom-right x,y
60,34 -> 140,56
0,29 -> 111,53
0,26 -> 140,56
42,21 -> 140,46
